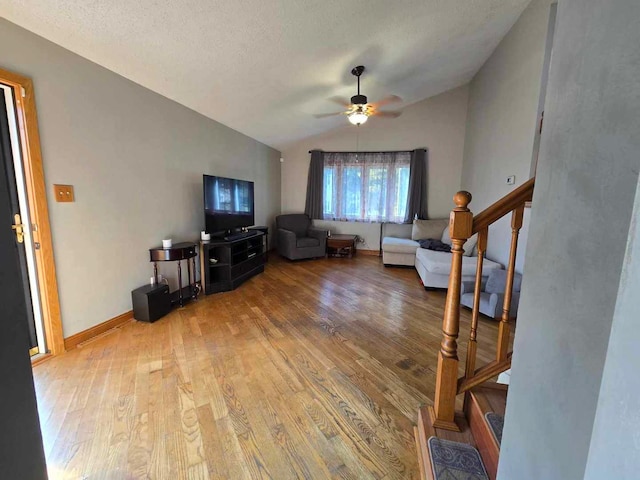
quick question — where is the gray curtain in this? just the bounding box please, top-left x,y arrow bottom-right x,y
404,148 -> 428,222
304,150 -> 324,219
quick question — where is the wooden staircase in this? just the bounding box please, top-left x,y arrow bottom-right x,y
414,179 -> 535,480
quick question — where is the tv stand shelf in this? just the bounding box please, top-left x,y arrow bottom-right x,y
199,232 -> 266,295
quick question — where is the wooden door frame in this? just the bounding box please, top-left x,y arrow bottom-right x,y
1,67 -> 64,356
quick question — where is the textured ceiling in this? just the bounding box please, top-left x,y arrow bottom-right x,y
1,0 -> 529,150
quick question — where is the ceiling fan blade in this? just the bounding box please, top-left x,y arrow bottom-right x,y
327,96 -> 352,108
370,95 -> 402,108
372,110 -> 402,118
313,112 -> 346,118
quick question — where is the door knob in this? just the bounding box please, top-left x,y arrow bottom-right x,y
11,213 -> 24,243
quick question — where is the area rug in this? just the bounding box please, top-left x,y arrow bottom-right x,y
428,437 -> 489,480
485,412 -> 504,446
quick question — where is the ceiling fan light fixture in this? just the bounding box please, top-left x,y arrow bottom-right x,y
348,109 -> 368,126
314,65 -> 402,125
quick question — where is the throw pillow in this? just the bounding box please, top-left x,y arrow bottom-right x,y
440,225 -> 478,257
411,219 -> 448,241
463,233 -> 479,257
441,225 -> 450,244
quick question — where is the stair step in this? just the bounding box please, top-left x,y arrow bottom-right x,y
427,437 -> 489,480
466,382 -> 508,480
485,412 -> 504,446
416,406 -> 477,479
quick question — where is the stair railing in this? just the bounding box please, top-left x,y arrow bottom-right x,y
430,178 -> 535,431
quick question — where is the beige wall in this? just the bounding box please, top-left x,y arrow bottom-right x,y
500,0 -> 640,476
0,19 -> 281,337
461,0 -> 556,270
280,85 -> 469,249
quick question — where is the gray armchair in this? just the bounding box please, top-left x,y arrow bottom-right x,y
460,269 -> 523,319
276,214 -> 328,260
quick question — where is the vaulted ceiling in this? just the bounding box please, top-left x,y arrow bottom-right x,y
1,1 -> 530,150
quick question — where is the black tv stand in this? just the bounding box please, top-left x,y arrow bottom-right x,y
199,232 -> 265,294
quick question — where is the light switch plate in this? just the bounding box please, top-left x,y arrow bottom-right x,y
506,175 -> 516,185
54,184 -> 75,202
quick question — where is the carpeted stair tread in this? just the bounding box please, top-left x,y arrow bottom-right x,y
485,412 -> 504,446
428,436 -> 489,480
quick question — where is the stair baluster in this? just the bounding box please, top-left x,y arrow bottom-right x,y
466,227 -> 488,378
496,204 -> 524,361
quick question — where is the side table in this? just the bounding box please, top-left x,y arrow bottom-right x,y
326,234 -> 358,258
149,242 -> 198,307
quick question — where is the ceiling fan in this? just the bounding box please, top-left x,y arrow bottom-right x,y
315,66 -> 403,126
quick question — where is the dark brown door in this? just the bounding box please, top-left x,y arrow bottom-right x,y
0,87 -> 47,477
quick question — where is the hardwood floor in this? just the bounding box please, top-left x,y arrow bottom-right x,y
33,255 -> 508,479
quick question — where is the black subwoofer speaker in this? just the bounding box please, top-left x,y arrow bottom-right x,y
132,283 -> 171,322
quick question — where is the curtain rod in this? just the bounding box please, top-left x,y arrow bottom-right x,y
308,149 -> 422,154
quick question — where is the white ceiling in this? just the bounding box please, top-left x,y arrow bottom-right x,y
1,0 -> 530,150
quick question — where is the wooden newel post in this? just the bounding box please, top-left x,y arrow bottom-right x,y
431,191 -> 473,432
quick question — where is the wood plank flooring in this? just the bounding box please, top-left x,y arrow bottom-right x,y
33,255 -> 509,480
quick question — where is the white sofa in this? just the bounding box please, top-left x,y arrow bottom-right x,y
382,219 -> 503,289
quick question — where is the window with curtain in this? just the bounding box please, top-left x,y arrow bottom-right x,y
322,151 -> 411,223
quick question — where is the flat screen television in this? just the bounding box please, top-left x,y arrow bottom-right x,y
203,175 -> 255,234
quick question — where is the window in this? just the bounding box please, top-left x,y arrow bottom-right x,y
323,151 -> 410,223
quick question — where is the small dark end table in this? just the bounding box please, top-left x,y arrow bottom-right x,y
326,234 -> 358,258
149,242 -> 198,307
